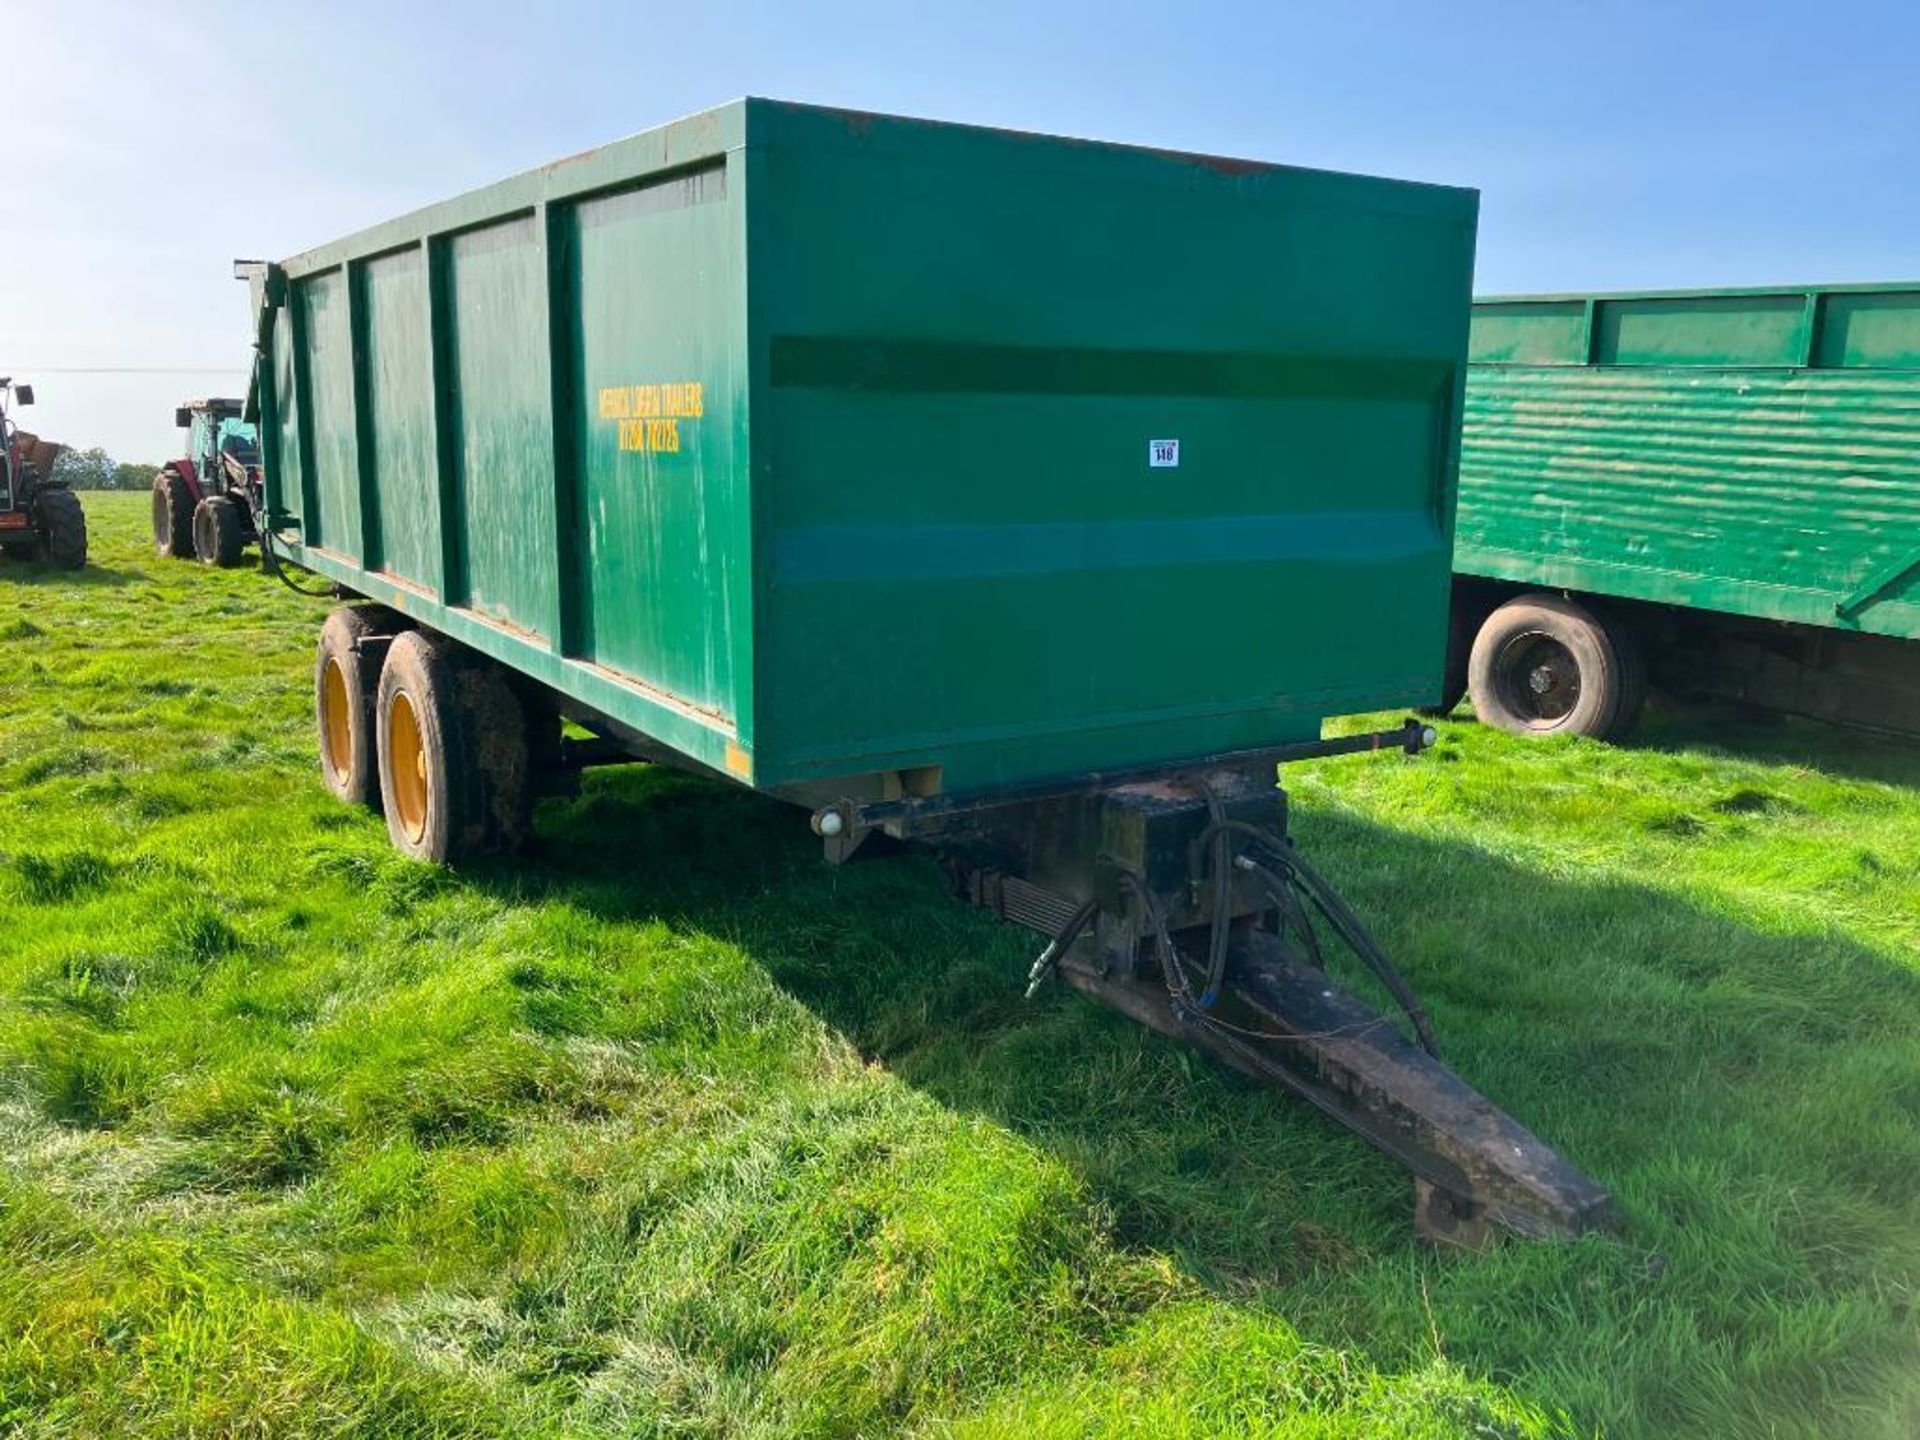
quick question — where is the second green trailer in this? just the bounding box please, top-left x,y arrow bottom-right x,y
1448,282 -> 1920,739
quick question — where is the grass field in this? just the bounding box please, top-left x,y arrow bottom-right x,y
3,492 -> 1919,1438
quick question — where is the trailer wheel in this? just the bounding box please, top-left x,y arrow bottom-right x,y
375,632 -> 532,863
1594,605 -> 1648,737
193,496 -> 246,568
152,471 -> 195,558
33,489 -> 87,571
316,605 -> 406,808
1467,593 -> 1631,740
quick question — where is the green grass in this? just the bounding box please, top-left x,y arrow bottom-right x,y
3,493 -> 1919,1437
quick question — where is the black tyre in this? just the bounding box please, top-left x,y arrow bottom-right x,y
375,631 -> 532,863
33,489 -> 86,571
1593,604 -> 1648,738
316,605 -> 405,808
152,470 -> 195,558
1467,593 -> 1632,740
193,496 -> 246,568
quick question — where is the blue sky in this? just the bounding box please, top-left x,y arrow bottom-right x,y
8,0 -> 1917,459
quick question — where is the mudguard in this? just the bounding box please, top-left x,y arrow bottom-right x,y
165,457 -> 203,502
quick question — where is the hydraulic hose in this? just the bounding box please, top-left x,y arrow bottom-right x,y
1194,818 -> 1439,1059
1272,846 -> 1439,1059
1024,899 -> 1098,999
259,524 -> 335,598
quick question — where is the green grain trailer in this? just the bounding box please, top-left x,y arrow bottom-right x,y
1449,283 -> 1920,739
247,98 -> 1613,1243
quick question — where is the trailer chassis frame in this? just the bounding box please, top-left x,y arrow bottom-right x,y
806,722 -> 1618,1246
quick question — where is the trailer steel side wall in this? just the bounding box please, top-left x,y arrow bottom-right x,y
1459,285 -> 1920,640
258,99 -> 1478,794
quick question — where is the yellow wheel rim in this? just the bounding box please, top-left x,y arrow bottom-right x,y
320,658 -> 353,781
388,690 -> 430,844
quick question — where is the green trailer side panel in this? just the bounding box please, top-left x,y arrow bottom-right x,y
1594,294 -> 1805,367
446,217 -> 558,636
749,104 -> 1475,788
569,165 -> 745,723
1818,290 -> 1920,369
1468,301 -> 1586,366
1458,284 -> 1920,640
360,247 -> 439,588
259,99 -> 1476,795
299,270 -> 362,559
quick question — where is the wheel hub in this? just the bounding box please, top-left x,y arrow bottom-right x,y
320,658 -> 352,780
388,690 -> 430,844
1499,634 -> 1582,724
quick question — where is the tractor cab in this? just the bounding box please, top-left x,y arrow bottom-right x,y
178,399 -> 259,482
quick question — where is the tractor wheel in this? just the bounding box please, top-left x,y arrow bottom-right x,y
193,496 -> 246,568
33,489 -> 87,571
375,632 -> 533,863
152,471 -> 195,558
1467,593 -> 1633,741
315,605 -> 407,808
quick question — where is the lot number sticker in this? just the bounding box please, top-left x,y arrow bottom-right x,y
1149,438 -> 1180,468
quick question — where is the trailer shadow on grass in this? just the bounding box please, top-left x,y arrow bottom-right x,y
483,762 -> 1920,1436
1621,703 -> 1920,790
1437,698 -> 1920,790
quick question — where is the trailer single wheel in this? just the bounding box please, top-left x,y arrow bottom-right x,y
192,496 -> 245,567
1468,593 -> 1632,739
1595,606 -> 1648,738
315,605 -> 404,808
374,632 -> 532,863
33,489 -> 86,571
152,471 -> 195,558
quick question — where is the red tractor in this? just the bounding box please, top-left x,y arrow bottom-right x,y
0,378 -> 85,571
153,398 -> 263,567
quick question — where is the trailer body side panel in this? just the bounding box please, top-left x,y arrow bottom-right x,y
1459,286 -> 1920,642
259,100 -> 1477,793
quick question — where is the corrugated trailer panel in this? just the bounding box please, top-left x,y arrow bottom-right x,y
1457,285 -> 1920,641
258,99 -> 1476,795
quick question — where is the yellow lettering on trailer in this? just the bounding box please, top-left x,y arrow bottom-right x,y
605,380 -> 702,452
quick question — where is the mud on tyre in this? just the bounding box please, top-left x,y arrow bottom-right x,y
375,631 -> 534,863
